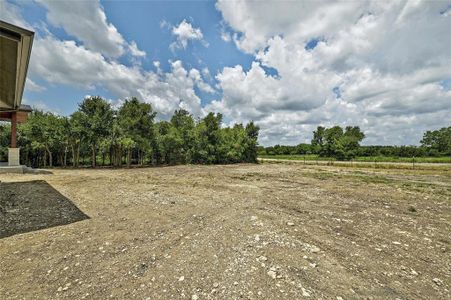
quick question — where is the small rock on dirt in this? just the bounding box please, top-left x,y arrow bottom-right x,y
432,278 -> 443,286
302,287 -> 310,297
267,270 -> 277,279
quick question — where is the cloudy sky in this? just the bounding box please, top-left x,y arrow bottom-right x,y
1,0 -> 450,146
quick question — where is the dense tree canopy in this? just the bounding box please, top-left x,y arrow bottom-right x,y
1,98 -> 449,165
258,126 -> 450,159
421,126 -> 451,156
312,125 -> 365,159
0,96 -> 260,168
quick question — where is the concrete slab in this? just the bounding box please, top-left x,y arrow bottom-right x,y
0,165 -> 52,174
0,165 -> 25,174
8,148 -> 20,166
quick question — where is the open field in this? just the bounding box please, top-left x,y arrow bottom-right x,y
1,163 -> 450,299
259,154 -> 451,164
259,157 -> 451,171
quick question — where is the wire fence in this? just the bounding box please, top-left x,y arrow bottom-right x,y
259,157 -> 451,171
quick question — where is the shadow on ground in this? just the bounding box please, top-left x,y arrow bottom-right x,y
0,180 -> 89,239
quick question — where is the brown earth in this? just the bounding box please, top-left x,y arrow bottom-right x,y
0,163 -> 450,299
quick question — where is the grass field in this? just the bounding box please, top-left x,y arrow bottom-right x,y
259,154 -> 451,163
1,163 -> 450,299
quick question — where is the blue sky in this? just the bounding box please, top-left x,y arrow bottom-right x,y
1,0 -> 450,146
18,0 -> 254,113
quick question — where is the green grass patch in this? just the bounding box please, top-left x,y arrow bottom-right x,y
354,156 -> 451,163
259,154 -> 451,164
259,154 -> 334,161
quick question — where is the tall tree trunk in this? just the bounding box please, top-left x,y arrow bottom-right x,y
111,146 -> 115,167
127,149 -> 131,168
46,147 -> 53,167
109,146 -> 112,166
71,145 -> 76,167
115,146 -> 121,167
76,144 -> 80,167
139,149 -> 144,165
64,146 -> 67,167
91,144 -> 96,168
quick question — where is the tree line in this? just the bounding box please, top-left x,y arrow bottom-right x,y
259,125 -> 451,159
0,96 -> 260,168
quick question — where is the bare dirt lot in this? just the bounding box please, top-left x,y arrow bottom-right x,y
1,163 -> 450,299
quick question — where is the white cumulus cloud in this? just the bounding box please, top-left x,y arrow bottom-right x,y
170,19 -> 207,51
214,0 -> 451,145
29,35 -> 208,118
35,0 -> 146,58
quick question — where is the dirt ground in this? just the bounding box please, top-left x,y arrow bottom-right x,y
0,163 -> 450,299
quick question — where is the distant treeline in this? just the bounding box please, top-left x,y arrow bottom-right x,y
0,96 -> 259,168
258,126 -> 451,159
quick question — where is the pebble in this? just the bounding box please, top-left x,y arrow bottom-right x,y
302,287 -> 310,297
178,276 -> 184,282
310,246 -> 320,253
267,270 -> 277,279
287,222 -> 295,226
191,295 -> 198,300
432,278 -> 443,286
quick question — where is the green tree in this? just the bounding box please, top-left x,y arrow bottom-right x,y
421,126 -> 451,155
322,126 -> 344,158
217,124 -> 245,163
191,113 -> 222,164
117,97 -> 156,165
171,109 -> 195,162
311,125 -> 365,160
78,96 -> 113,167
68,111 -> 86,167
155,121 -> 184,164
243,121 -> 259,163
311,126 -> 326,154
0,123 -> 10,161
341,126 -> 365,159
3,98 -> 260,167
19,111 -> 66,167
